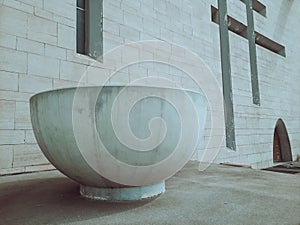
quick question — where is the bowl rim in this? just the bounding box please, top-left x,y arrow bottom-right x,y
30,85 -> 206,101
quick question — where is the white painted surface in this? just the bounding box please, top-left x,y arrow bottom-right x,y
0,0 -> 299,174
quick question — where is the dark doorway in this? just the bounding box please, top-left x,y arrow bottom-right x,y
273,119 -> 292,162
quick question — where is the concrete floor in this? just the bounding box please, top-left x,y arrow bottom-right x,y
0,162 -> 299,225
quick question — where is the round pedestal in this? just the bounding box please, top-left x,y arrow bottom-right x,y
80,181 -> 165,201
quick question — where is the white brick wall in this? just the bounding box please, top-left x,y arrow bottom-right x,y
0,32 -> 17,49
0,100 -> 15,129
19,75 -> 52,93
0,5 -> 28,37
0,0 -> 299,175
58,24 -> 75,49
0,47 -> 27,73
0,145 -> 13,169
0,130 -> 25,145
3,0 -> 34,13
45,44 -> 67,60
27,14 -> 58,44
17,37 -> 45,55
28,54 -> 60,78
60,60 -> 87,82
44,0 -> 74,20
15,101 -> 31,129
0,71 -> 18,91
13,144 -> 48,167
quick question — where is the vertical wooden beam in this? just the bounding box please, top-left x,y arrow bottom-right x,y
246,0 -> 260,105
217,0 -> 236,150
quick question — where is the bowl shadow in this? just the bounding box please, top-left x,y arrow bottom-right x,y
0,175 -> 156,225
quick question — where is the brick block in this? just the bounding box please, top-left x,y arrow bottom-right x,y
153,0 -> 167,12
0,47 -> 27,73
15,101 -> 32,129
3,0 -> 34,14
140,2 -> 154,17
0,167 -> 25,175
53,79 -> 78,89
25,164 -> 54,173
0,100 -> 15,129
0,90 -> 32,102
27,15 -> 57,45
150,19 -> 162,38
85,66 -> 110,86
19,74 -> 53,93
103,34 -> 124,52
124,11 -> 143,30
53,15 -> 75,28
25,32 -> 53,46
140,32 -> 156,41
0,32 -> 17,49
44,0 -> 74,20
58,24 -> 75,50
25,129 -> 36,143
0,6 -> 27,37
45,44 -> 67,60
13,144 -> 49,167
17,37 -> 45,55
108,71 -> 130,85
60,60 -> 87,82
34,7 -> 54,20
166,2 -> 181,20
119,26 -> 140,41
0,145 -> 13,169
121,0 -> 140,11
19,0 -> 43,8
104,3 -> 124,23
0,71 -> 18,91
0,130 -> 25,144
28,54 -> 59,78
103,18 -> 120,36
105,0 -> 121,8
247,153 -> 261,164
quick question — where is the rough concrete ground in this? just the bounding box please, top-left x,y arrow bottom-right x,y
0,161 -> 299,225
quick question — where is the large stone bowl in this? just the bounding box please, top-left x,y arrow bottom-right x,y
30,86 -> 207,201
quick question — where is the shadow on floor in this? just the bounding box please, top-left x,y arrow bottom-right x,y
0,176 -> 154,225
263,161 -> 300,174
1,163 -> 300,225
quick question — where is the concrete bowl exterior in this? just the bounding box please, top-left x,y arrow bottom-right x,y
30,86 -> 207,201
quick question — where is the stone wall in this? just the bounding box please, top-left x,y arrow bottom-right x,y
0,0 -> 299,175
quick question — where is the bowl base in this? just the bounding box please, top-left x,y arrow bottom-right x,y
80,181 -> 165,201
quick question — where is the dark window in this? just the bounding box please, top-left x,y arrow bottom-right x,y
76,0 -> 103,60
76,0 -> 86,55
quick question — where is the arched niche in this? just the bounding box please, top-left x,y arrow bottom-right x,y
273,119 -> 292,162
